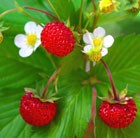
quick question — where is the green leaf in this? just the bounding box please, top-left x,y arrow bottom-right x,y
98,11 -> 139,26
0,36 -> 55,89
60,47 -> 84,74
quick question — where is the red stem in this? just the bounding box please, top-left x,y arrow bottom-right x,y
101,59 -> 118,100
83,85 -> 96,138
24,6 -> 58,20
91,85 -> 96,121
41,69 -> 59,98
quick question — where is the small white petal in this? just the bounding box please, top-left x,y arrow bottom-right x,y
93,27 -> 106,37
83,45 -> 93,53
24,21 -> 37,34
83,32 -> 94,44
101,48 -> 108,57
14,34 -> 27,48
103,35 -> 114,48
19,47 -> 34,58
36,25 -> 43,38
33,40 -> 41,51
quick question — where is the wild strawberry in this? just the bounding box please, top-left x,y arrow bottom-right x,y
41,21 -> 76,57
20,92 -> 56,126
99,88 -> 137,128
99,99 -> 137,128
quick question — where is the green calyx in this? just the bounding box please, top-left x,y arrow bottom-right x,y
24,88 -> 61,103
99,86 -> 132,104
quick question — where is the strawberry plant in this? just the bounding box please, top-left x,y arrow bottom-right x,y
0,0 -> 140,138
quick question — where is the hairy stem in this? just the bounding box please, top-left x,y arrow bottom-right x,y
46,0 -> 61,21
24,6 -> 58,20
101,59 -> 118,100
41,68 -> 60,98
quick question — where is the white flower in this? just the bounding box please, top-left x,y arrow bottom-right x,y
14,21 -> 43,58
83,27 -> 114,58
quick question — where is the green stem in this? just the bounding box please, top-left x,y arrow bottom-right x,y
92,0 -> 99,29
15,1 -> 43,27
101,59 -> 119,100
78,0 -> 84,31
22,11 -> 44,27
93,14 -> 99,29
41,68 -> 60,98
84,12 -> 95,30
24,6 -> 58,20
46,0 -> 61,21
0,9 -> 17,18
92,0 -> 97,11
76,43 -> 83,48
46,52 -> 57,69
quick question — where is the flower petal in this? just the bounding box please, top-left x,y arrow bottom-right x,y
36,25 -> 43,38
93,27 -> 105,37
14,34 -> 27,48
24,21 -> 37,34
103,35 -> 114,48
101,48 -> 108,57
83,45 -> 93,53
19,47 -> 34,58
33,39 -> 41,51
83,32 -> 94,44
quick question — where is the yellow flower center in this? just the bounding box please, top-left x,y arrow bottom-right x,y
27,34 -> 37,46
99,0 -> 115,13
93,37 -> 103,51
89,51 -> 102,62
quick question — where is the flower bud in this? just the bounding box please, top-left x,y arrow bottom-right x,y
99,0 -> 119,13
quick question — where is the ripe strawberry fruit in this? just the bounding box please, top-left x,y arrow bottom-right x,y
41,21 -> 76,57
20,92 -> 56,126
99,99 -> 137,128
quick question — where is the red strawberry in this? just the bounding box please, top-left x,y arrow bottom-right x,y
20,92 -> 56,126
41,21 -> 76,57
99,99 -> 137,128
